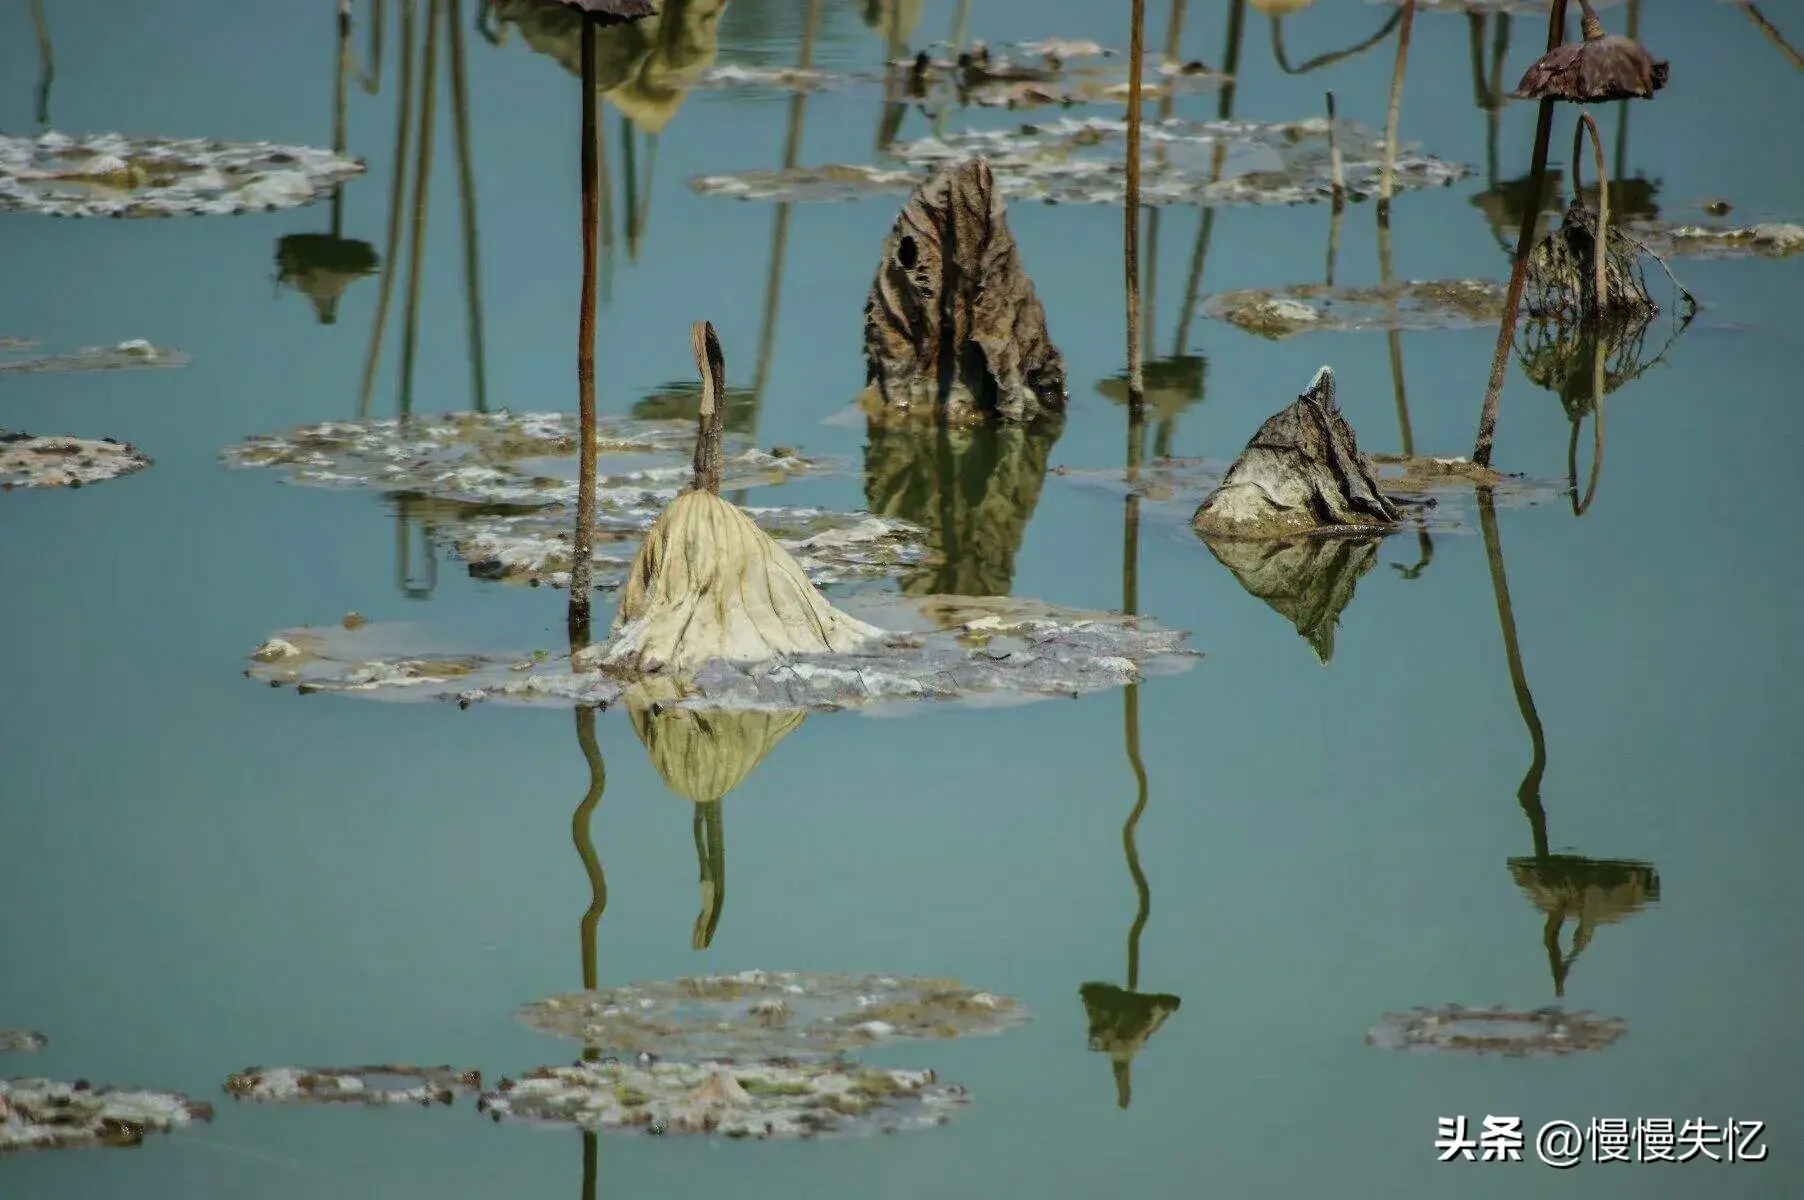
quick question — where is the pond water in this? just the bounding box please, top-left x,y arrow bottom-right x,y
3,0 -> 1803,1194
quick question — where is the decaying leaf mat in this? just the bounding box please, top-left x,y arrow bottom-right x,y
0,1078 -> 214,1154
1,432 -> 153,490
478,1057 -> 969,1139
862,157 -> 1067,422
0,1031 -> 47,1053
244,594 -> 1196,714
691,115 -> 1468,207
519,970 -> 1029,1058
0,338 -> 186,373
1366,1006 -> 1625,1056
223,1064 -> 483,1106
1205,280 -> 1510,338
0,131 -> 364,218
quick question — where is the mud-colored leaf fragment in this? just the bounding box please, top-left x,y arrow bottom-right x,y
1366,1005 -> 1625,1056
477,1056 -> 966,1139
0,432 -> 152,490
1191,367 -> 1402,538
1,1078 -> 213,1154
1207,279 -> 1510,337
1199,534 -> 1381,663
0,1031 -> 47,1053
223,1064 -> 481,1106
862,158 -> 1067,422
0,338 -> 185,373
518,971 -> 1028,1058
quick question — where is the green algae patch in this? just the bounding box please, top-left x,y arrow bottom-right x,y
223,1064 -> 482,1106
477,1057 -> 968,1139
0,1078 -> 213,1154
1205,279 -> 1510,338
516,971 -> 1028,1058
0,131 -> 363,218
1,432 -> 152,490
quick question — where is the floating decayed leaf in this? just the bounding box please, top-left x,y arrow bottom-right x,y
0,131 -> 364,218
0,1031 -> 47,1053
1,1079 -> 213,1154
1366,1006 -> 1625,1056
1,432 -> 152,490
518,971 -> 1029,1058
477,1058 -> 969,1139
0,339 -> 186,373
223,1065 -> 483,1106
1205,280 -> 1510,338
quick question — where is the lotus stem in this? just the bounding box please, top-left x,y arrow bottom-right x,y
1380,0 -> 1415,207
1475,0 -> 1567,466
398,0 -> 441,419
1270,7 -> 1403,76
1743,3 -> 1804,72
1478,486 -> 1550,867
29,0 -> 53,126
692,802 -> 726,950
572,705 -> 608,990
358,0 -> 417,419
333,0 -> 352,236
1326,89 -> 1345,209
1572,112 -> 1609,318
1174,0 -> 1245,353
570,14 -> 601,648
1568,381 -> 1605,517
446,0 -> 488,413
362,0 -> 385,93
690,321 -> 727,495
1124,0 -> 1146,412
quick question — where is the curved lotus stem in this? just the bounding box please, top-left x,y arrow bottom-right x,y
1568,389 -> 1605,516
1570,112 -> 1609,317
691,802 -> 726,950
1269,6 -> 1402,76
359,0 -> 418,419
572,705 -> 609,990
447,0 -> 489,413
1474,0 -> 1568,467
570,13 -> 602,647
1479,486 -> 1551,867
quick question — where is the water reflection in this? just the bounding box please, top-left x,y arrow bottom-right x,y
863,418 -> 1063,598
1265,0 -> 1403,76
356,0 -> 490,417
570,702 -> 608,1200
1200,534 -> 1381,664
1479,490 -> 1659,997
276,1 -> 379,326
627,697 -> 806,949
27,0 -> 53,126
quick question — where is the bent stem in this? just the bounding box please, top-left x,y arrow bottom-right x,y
398,0 -> 442,419
1479,486 -> 1550,862
691,802 -> 727,950
1568,335 -> 1606,517
359,0 -> 418,418
447,0 -> 489,413
1474,0 -> 1568,467
572,705 -> 609,991
1571,112 -> 1609,318
570,15 -> 602,649
1270,6 -> 1403,75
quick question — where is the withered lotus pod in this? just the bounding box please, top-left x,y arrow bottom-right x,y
1513,2 -> 1667,103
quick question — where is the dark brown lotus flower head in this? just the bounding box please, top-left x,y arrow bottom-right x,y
1513,1 -> 1668,103
559,0 -> 657,23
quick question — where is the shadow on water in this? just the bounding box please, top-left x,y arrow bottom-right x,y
1479,489 -> 1659,998
27,0 -> 54,126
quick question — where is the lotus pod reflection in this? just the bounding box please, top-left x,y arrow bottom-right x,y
1509,855 -> 1660,996
276,233 -> 379,325
1367,1005 -> 1624,1056
1078,983 -> 1181,1110
1199,534 -> 1381,664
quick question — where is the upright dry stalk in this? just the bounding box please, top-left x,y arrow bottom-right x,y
1743,3 -> 1804,71
1474,0 -> 1568,467
332,0 -> 352,237
359,0 -> 418,418
569,15 -> 601,647
398,0 -> 442,417
690,321 -> 727,496
1174,0 -> 1246,350
446,0 -> 489,413
1325,91 -> 1344,285
1124,0 -> 1147,411
1380,0 -> 1416,205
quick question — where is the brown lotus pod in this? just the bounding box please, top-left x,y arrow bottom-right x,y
1513,4 -> 1668,103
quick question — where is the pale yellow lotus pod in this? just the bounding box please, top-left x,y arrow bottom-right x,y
626,679 -> 805,805
601,490 -> 883,675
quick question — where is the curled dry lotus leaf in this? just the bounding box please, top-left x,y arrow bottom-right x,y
627,691 -> 806,805
1525,202 -> 1658,322
692,116 -> 1467,207
246,599 -> 1195,713
0,131 -> 363,218
1,1078 -> 213,1154
1200,533 -> 1383,664
477,1057 -> 966,1139
0,1031 -> 47,1053
863,157 -> 1067,422
863,415 -> 1063,596
0,338 -> 186,373
1366,1006 -> 1625,1056
518,970 -> 1028,1058
1191,367 -> 1403,538
221,411 -> 819,509
597,490 -> 885,676
1206,280 -> 1510,338
1,432 -> 152,490
222,1064 -> 483,1107
454,507 -> 926,590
